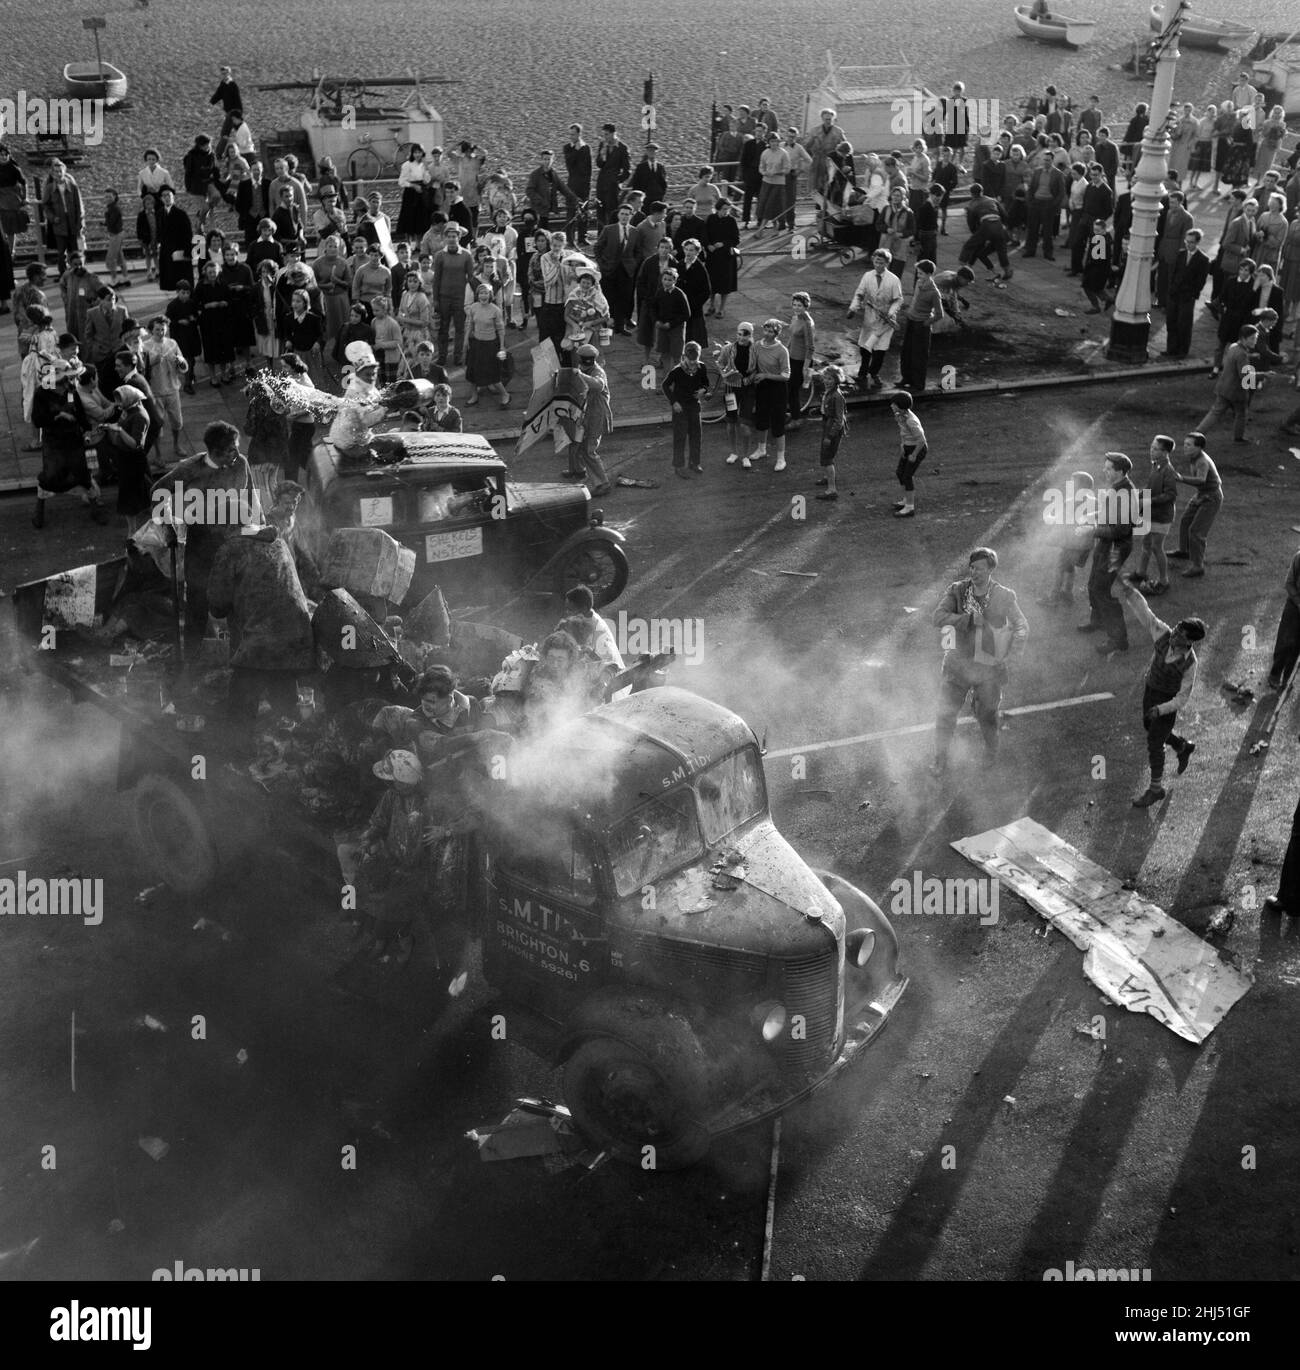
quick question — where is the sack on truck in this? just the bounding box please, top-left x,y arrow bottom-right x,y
320,527 -> 416,603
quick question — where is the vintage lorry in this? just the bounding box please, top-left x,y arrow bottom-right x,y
12,560 -> 905,1168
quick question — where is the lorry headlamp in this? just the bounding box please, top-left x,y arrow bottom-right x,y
846,928 -> 876,969
754,1001 -> 787,1043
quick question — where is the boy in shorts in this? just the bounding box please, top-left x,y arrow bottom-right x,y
891,389 -> 927,517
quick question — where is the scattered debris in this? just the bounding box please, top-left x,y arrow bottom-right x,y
235,1048 -> 249,1066
775,570 -> 818,578
0,1237 -> 40,1272
1206,908 -> 1235,938
136,1014 -> 167,1033
192,917 -> 233,942
138,1136 -> 170,1161
468,1098 -> 577,1163
903,606 -> 918,614
135,885 -> 165,905
1003,1095 -> 1016,1108
1249,740 -> 1269,756
107,1219 -> 125,1235
615,476 -> 660,488
1074,1022 -> 1104,1040
857,800 -> 872,811
709,848 -> 748,891
1222,680 -> 1256,702
1053,308 -> 1073,317
747,568 -> 771,576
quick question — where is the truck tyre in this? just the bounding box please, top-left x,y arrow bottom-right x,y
560,540 -> 629,609
129,774 -> 219,895
563,1036 -> 710,1170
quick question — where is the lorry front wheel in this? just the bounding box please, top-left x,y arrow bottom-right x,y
129,774 -> 219,894
560,540 -> 629,609
564,1037 -> 710,1170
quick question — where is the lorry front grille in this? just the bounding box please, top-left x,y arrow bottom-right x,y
627,936 -> 767,1000
780,947 -> 840,1075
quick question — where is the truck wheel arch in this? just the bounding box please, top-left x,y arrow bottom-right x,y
557,990 -> 712,1169
815,869 -> 900,991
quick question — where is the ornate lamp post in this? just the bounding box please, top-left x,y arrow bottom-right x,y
1106,1 -> 1187,363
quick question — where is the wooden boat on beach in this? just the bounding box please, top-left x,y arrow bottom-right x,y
1148,5 -> 1252,52
1013,6 -> 1096,49
62,61 -> 128,105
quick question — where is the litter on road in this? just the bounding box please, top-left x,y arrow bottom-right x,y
953,817 -> 1253,1044
138,1136 -> 170,1161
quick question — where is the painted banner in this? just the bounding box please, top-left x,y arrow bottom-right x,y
516,358 -> 586,456
953,816 -> 1253,1044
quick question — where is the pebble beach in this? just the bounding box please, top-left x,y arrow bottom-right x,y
1,0 -> 1292,195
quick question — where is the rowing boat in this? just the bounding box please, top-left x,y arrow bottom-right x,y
1148,5 -> 1252,51
1012,5 -> 1096,49
62,61 -> 128,105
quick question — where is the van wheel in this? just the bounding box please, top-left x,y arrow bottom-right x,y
560,540 -> 629,608
563,1037 -> 710,1170
129,774 -> 219,894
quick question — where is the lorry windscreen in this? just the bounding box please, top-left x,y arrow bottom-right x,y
695,747 -> 766,845
609,788 -> 703,897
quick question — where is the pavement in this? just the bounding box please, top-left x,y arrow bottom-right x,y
0,174 -> 1247,492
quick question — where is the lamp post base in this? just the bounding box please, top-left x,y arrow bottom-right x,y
1106,316 -> 1152,365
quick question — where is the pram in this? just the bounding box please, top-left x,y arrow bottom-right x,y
808,188 -> 879,263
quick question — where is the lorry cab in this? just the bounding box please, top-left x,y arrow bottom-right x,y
302,431 -> 629,607
475,686 -> 906,1168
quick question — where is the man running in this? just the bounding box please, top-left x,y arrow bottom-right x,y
931,546 -> 1029,775
1116,578 -> 1204,808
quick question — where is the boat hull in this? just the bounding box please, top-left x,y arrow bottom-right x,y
1149,4 -> 1252,51
62,63 -> 128,106
1013,7 -> 1095,48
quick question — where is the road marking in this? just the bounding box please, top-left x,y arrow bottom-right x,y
766,692 -> 1115,758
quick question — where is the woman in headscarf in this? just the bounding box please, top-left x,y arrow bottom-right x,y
193,258 -> 235,386
703,198 -> 740,319
101,384 -> 153,527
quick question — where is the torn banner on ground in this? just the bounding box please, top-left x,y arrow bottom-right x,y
952,816 -> 1253,1044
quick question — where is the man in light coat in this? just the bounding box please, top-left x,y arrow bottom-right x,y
847,249 -> 904,391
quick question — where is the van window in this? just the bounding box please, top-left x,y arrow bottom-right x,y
417,476 -> 494,524
499,835 -> 597,906
696,748 -> 766,845
609,789 -> 703,897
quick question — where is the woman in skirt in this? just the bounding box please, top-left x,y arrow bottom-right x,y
1188,105 -> 1216,190
464,283 -> 510,408
313,234 -> 353,353
718,320 -> 758,466
397,271 -> 433,352
101,384 -> 153,528
30,360 -> 108,528
677,238 -> 712,348
219,240 -> 256,375
703,198 -> 740,318
396,145 -> 432,240
193,258 -> 235,385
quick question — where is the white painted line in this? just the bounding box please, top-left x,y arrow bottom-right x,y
766,692 -> 1115,759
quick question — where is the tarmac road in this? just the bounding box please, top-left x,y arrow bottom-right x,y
2,371 -> 1299,1282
